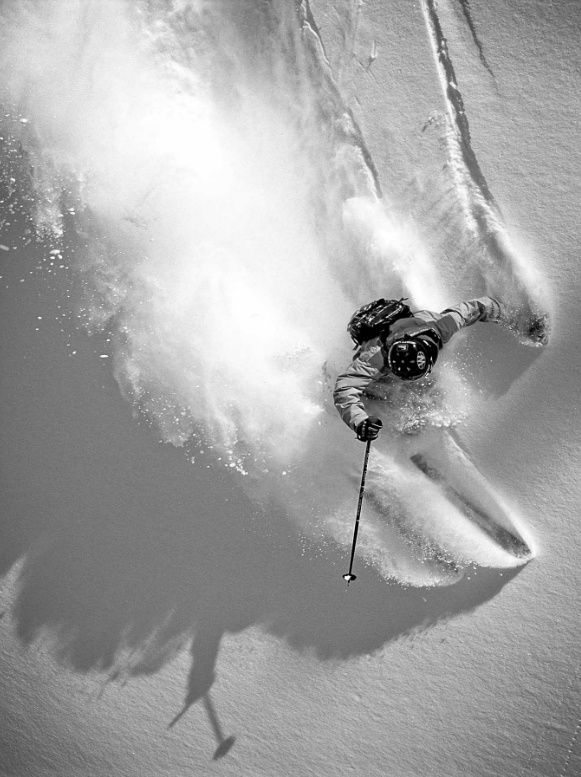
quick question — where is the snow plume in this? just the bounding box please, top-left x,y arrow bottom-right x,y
0,0 -> 361,463
0,0 -> 433,462
0,0 -> 534,584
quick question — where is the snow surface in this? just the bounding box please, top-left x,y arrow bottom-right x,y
0,0 -> 580,775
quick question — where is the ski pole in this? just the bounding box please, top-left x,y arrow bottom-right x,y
343,438 -> 373,585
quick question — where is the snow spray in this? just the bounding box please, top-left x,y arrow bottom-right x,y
0,0 -> 544,585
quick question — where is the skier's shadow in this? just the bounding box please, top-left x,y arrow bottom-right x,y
1,254 -> 524,761
3,405 -> 518,754
158,495 -> 519,740
158,497 -> 519,742
170,691 -> 236,761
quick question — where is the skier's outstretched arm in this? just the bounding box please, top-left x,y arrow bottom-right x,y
431,296 -> 503,343
333,340 -> 383,433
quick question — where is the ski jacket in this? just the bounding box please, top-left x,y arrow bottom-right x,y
333,296 -> 501,432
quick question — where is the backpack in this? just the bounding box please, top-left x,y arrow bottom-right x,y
347,297 -> 412,348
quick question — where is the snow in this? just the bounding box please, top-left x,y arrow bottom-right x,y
1,0 -> 580,775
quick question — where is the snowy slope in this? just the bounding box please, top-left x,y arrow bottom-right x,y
1,1 -> 580,775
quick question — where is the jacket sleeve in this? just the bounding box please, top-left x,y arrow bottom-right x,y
428,296 -> 502,343
333,340 -> 384,431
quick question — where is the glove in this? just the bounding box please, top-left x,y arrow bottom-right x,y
356,416 -> 383,442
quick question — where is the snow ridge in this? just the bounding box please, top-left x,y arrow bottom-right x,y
457,0 -> 495,78
421,0 -> 551,345
423,0 -> 494,204
297,0 -> 383,199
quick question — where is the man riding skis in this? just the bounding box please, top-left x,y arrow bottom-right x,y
333,296 -> 504,442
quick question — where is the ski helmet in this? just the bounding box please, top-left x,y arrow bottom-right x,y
387,334 -> 439,380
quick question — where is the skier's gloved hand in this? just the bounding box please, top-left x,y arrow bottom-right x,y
356,416 -> 383,442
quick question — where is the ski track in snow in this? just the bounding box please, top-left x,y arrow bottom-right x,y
422,0 -> 550,343
0,0 -> 548,586
456,0 -> 495,78
423,0 -> 494,203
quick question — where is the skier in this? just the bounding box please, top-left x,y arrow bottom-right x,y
334,296 -> 504,442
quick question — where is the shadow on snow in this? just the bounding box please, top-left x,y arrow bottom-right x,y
0,245 -> 525,759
